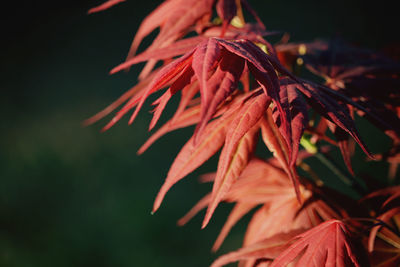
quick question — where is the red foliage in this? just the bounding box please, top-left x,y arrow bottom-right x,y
87,1 -> 400,266
270,220 -> 365,267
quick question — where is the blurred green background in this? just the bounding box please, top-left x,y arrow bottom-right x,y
1,1 -> 397,266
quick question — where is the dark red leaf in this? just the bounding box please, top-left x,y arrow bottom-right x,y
110,37 -> 205,74
194,51 -> 245,141
125,51 -> 195,125
272,78 -> 309,167
363,186 -> 400,252
216,0 -> 237,36
297,80 -> 373,158
330,123 -> 355,176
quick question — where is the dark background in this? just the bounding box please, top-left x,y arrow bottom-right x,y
1,1 -> 397,266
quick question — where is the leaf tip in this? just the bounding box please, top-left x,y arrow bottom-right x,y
202,206 -> 215,229
109,67 -> 118,75
152,202 -> 161,215
201,218 -> 209,229
176,219 -> 185,227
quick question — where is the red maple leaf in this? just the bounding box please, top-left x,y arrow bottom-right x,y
86,2 -> 400,267
87,37 -> 374,223
178,158 -> 345,253
111,0 -> 265,69
210,230 -> 303,267
110,23 -> 273,78
270,220 -> 366,267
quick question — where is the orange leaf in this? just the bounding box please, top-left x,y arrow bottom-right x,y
210,230 -> 303,267
270,220 -> 364,267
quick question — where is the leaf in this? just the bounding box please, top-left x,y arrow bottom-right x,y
126,0 -> 214,61
202,92 -> 270,228
139,85 -> 250,156
212,202 -> 255,252
125,51 -> 195,125
138,82 -> 200,154
368,207 -> 400,252
354,99 -> 400,143
111,24 -> 274,75
177,159 -> 265,229
192,39 -> 223,139
148,65 -> 197,130
113,39 -> 372,178
303,39 -> 400,143
101,53 -> 193,130
210,230 -> 303,267
177,193 -> 211,227
104,53 -> 194,130
194,50 -> 245,141
363,186 -> 400,252
232,166 -> 343,248
270,220 -> 365,267
104,38 -> 297,142
370,227 -> 400,267
260,109 -> 302,203
216,0 -> 237,21
88,0 -> 126,14
110,36 -> 207,74
329,122 -> 355,176
272,78 -> 309,167
192,38 -> 222,90
217,39 -> 296,158
152,111 -> 236,213
216,0 -> 237,36
138,104 -> 201,155
100,86 -> 147,131
178,156 -> 342,253
151,0 -> 214,46
177,157 -> 288,244
364,186 -> 400,208
297,79 -> 373,158
202,124 -> 259,228
148,89 -> 172,130
242,194 -> 314,247
83,71 -> 156,126
125,0 -> 187,59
